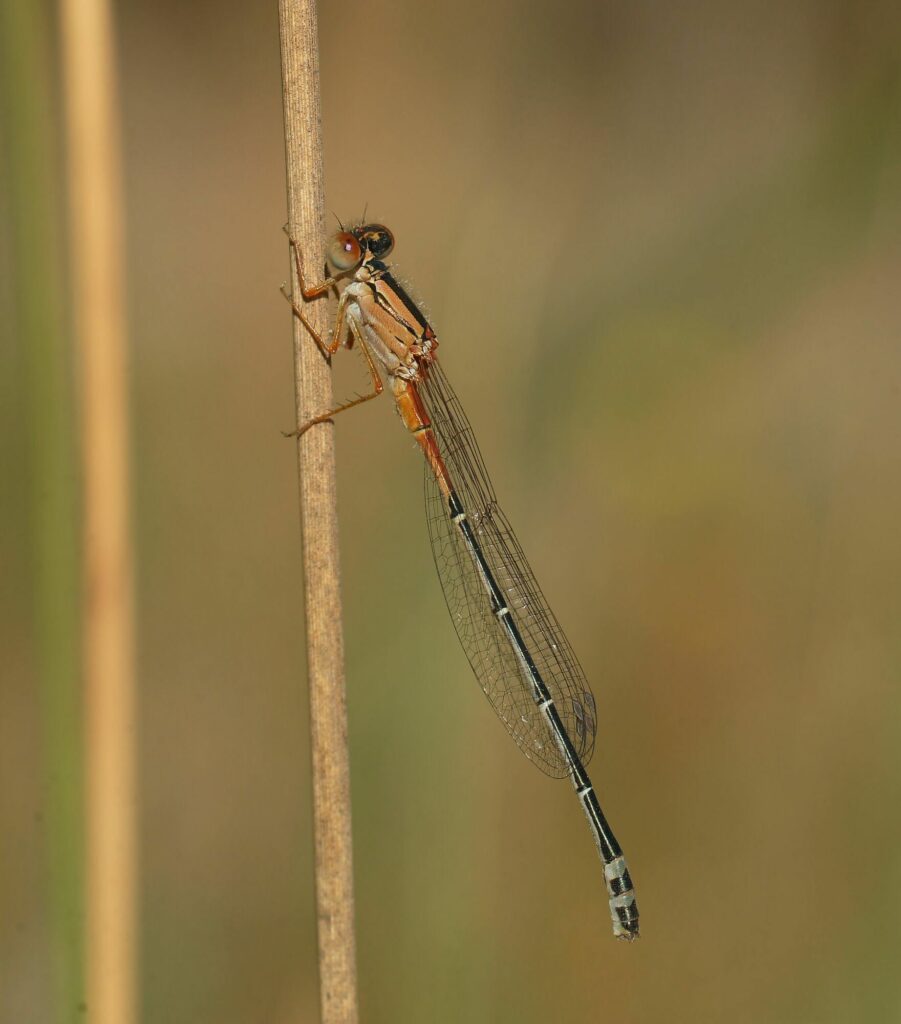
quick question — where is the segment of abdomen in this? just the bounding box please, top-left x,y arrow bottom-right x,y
392,376 -> 453,499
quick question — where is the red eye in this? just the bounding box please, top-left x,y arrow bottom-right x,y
328,232 -> 362,271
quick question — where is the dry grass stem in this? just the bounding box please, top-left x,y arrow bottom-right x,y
59,0 -> 137,1020
277,2 -> 360,1022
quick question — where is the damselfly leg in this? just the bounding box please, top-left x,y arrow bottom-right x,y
282,235 -> 385,437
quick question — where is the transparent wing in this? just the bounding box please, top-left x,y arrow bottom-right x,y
419,359 -> 597,777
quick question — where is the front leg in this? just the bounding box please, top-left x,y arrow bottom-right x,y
282,235 -> 350,358
285,231 -> 337,301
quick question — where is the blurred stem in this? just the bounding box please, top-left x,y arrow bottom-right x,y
277,2 -> 360,1022
0,0 -> 83,1019
58,0 -> 137,1022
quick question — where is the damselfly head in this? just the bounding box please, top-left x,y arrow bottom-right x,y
327,223 -> 395,274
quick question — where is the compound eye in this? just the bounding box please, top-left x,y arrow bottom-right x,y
365,225 -> 394,259
328,232 -> 362,271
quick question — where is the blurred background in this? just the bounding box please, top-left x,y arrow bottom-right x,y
2,0 -> 901,1021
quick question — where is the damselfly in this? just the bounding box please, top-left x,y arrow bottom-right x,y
284,223 -> 639,940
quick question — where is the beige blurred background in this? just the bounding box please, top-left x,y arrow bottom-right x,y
3,1 -> 901,1021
